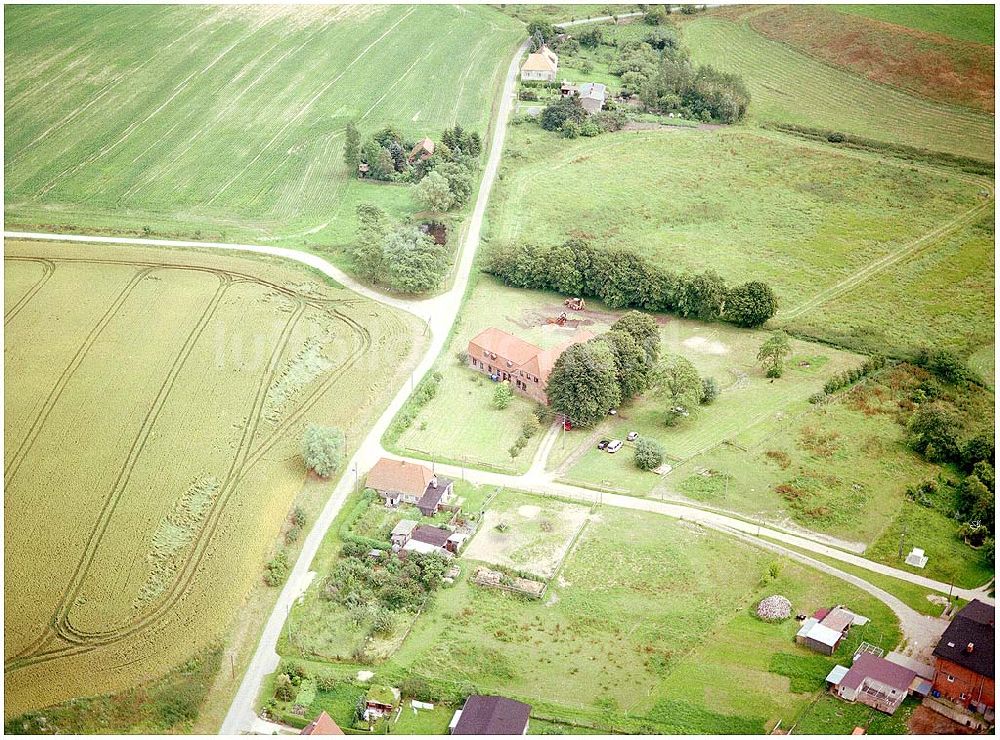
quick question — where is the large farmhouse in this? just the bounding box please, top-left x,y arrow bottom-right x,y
466,327 -> 593,405
930,599 -> 994,726
520,46 -> 558,82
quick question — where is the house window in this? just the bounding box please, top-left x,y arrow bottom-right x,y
960,693 -> 967,700
947,675 -> 955,683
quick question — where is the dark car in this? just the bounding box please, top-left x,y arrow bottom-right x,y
597,439 -> 610,450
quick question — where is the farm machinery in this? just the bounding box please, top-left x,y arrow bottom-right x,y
564,297 -> 586,311
546,312 -> 569,326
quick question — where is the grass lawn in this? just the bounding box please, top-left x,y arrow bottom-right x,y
680,16 -> 993,160
4,5 -> 522,268
793,694 -> 918,735
835,5 -> 995,45
489,124 -> 992,364
278,501 -> 904,733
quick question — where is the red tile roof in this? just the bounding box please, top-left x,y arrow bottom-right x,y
367,458 -> 434,497
469,328 -> 594,385
301,711 -> 344,735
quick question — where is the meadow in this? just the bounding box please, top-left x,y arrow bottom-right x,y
3,238 -> 425,719
3,5 -> 522,262
679,15 -> 994,161
489,125 -> 994,367
835,5 -> 995,44
276,495 -> 904,733
743,5 -> 994,112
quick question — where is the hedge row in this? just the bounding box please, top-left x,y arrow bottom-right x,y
821,354 -> 888,396
384,371 -> 442,445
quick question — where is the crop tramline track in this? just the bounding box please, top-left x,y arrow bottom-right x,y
5,300 -> 372,670
3,256 -> 56,324
3,268 -> 156,490
6,270 -> 231,667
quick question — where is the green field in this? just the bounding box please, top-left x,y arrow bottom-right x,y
836,5 -> 995,44
277,492 -> 903,733
680,16 -> 994,160
489,125 -> 994,364
4,6 -> 521,263
3,238 -> 425,719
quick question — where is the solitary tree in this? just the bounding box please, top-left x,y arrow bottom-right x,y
757,331 -> 792,378
546,341 -> 621,426
658,355 -> 701,425
700,376 -> 720,405
416,170 -> 455,212
634,438 -> 665,470
302,424 -> 346,477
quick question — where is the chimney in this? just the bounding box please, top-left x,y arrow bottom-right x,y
966,642 -> 975,654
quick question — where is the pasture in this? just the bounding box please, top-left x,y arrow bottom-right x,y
489,125 -> 994,365
3,5 -> 521,261
278,498 -> 903,733
3,238 -> 425,718
680,15 -> 994,160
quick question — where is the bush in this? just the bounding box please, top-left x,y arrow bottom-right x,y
700,377 -> 720,405
264,550 -> 290,586
634,438 -> 665,470
827,132 -> 847,143
456,350 -> 469,364
274,674 -> 295,702
493,381 -> 513,410
521,414 -> 541,439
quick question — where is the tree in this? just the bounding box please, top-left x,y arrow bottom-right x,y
302,424 -> 346,477
757,331 -> 792,379
381,227 -> 449,293
343,121 -> 361,169
416,170 -> 455,212
963,432 -> 995,469
436,162 -> 473,208
352,204 -> 390,282
634,438 -> 664,470
492,381 -> 513,410
546,341 -> 621,426
700,376 -> 720,405
680,270 -> 727,321
526,19 -> 557,47
540,96 -> 586,132
611,311 -> 661,365
658,355 -> 701,416
600,330 -> 651,400
274,674 -> 295,702
907,405 -> 961,463
726,281 -> 778,328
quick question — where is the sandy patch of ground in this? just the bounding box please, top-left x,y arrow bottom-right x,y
682,335 -> 730,355
464,500 -> 589,579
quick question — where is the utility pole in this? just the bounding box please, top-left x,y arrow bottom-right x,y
354,462 -> 359,496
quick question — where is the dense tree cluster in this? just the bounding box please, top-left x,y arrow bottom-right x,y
301,424 -> 346,477
351,204 -> 449,293
484,240 -> 777,327
546,311 -> 662,426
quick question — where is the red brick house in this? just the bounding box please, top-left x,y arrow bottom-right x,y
300,711 -> 344,735
931,599 -> 994,725
466,327 -> 593,405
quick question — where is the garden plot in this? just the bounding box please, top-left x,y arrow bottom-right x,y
462,492 -> 590,579
3,238 -> 424,719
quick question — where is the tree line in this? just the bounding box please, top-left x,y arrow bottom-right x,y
484,239 -> 778,328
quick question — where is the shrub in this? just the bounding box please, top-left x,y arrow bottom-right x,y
493,381 -> 513,410
285,524 -> 302,545
521,414 -> 541,439
291,506 -> 307,527
455,350 -> 469,364
264,550 -> 290,586
634,438 -> 665,470
275,674 -> 295,702
700,377 -> 720,405
827,132 -> 847,143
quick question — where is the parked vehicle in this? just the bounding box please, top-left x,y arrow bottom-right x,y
626,431 -> 639,442
606,440 -> 623,453
608,409 -> 617,416
597,439 -> 610,450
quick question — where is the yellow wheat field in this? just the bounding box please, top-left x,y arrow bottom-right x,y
3,239 -> 424,716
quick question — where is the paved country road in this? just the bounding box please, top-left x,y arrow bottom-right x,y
3,6 -> 992,732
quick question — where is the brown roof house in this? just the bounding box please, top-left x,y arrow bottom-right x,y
520,46 -> 558,82
366,458 -> 453,515
300,711 -> 344,735
931,599 -> 994,727
408,137 -> 434,163
828,653 -> 922,715
449,695 -> 531,734
466,327 -> 594,405
795,605 -> 866,655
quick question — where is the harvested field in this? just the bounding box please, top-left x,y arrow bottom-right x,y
3,5 -> 521,260
3,238 -> 425,718
681,16 -> 994,160
461,491 -> 590,579
747,5 -> 994,112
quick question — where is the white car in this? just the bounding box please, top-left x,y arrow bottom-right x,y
606,440 -> 624,454
626,431 -> 639,442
